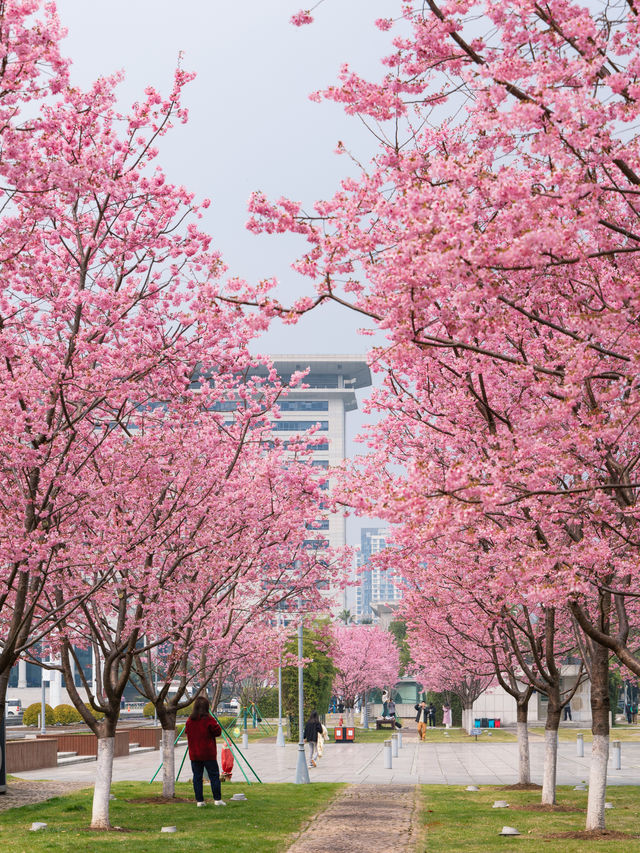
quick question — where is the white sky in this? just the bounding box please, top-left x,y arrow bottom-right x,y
56,0 -> 392,542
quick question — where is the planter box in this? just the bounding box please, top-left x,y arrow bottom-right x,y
37,730 -> 130,757
127,727 -> 161,749
7,738 -> 58,771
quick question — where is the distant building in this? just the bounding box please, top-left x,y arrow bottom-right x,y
355,528 -> 402,622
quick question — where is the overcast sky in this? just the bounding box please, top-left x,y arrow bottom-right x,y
56,0 -> 393,542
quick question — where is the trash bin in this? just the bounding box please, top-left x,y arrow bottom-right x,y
495,719 -> 501,728
481,717 -> 488,728
488,719 -> 495,728
345,727 -> 355,742
474,719 -> 481,728
334,726 -> 344,742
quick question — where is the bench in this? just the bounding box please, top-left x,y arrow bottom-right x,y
375,717 -> 400,730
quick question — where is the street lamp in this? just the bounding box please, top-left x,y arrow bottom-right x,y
276,652 -> 285,748
294,618 -> 310,784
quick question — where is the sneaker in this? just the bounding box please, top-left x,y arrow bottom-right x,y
311,759 -> 317,767
197,801 -> 206,807
214,800 -> 227,806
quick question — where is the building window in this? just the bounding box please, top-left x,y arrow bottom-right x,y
278,400 -> 329,411
272,421 -> 329,431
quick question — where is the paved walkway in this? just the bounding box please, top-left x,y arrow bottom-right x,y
10,735 -> 640,787
285,785 -> 417,853
0,778 -> 87,813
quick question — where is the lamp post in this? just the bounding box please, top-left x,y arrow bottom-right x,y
294,619 -> 310,784
40,670 -> 47,735
276,657 -> 285,747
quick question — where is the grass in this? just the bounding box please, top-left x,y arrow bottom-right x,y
420,785 -> 640,852
0,781 -> 342,852
529,726 -> 640,742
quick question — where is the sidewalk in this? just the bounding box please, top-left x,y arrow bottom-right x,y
11,737 -> 640,787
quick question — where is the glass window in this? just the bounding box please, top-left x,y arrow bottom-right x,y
278,400 -> 329,411
272,421 -> 328,431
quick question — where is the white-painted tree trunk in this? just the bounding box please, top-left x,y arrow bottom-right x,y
91,737 -> 115,829
162,729 -> 176,798
541,729 -> 558,804
586,733 -> 609,830
517,721 -> 531,785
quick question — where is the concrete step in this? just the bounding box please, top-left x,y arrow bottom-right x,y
57,754 -> 96,766
129,742 -> 139,749
129,746 -> 155,755
57,751 -> 77,759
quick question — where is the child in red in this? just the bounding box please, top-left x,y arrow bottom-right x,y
185,696 -> 225,807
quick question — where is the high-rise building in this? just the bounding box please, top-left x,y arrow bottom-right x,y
355,527 -> 402,621
254,355 -> 372,554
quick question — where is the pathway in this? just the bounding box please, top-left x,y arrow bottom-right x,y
0,778 -> 87,813
285,784 -> 418,853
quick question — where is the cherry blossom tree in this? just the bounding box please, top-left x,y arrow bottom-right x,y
331,623 -> 400,723
237,0 -> 640,830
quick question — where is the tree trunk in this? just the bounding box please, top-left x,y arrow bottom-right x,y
516,701 -> 531,785
586,643 -> 610,831
91,737 -> 115,829
542,706 -> 561,805
161,727 -> 177,798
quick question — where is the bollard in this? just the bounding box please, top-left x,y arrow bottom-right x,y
383,739 -> 392,769
242,731 -> 249,750
392,733 -> 399,757
397,730 -> 403,750
576,733 -> 584,757
613,739 -> 621,770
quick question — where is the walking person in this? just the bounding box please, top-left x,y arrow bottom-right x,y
563,702 -> 572,721
428,702 -> 437,727
304,710 -> 323,767
415,700 -> 428,741
185,695 -> 226,807
442,703 -> 452,728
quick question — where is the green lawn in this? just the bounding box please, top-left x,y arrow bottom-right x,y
529,726 -> 640,742
421,785 -> 640,852
0,781 -> 342,852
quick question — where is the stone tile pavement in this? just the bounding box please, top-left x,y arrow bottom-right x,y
10,733 -> 640,787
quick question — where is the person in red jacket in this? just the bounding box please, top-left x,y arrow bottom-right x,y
185,695 -> 225,807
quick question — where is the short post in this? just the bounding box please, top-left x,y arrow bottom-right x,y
576,733 -> 584,757
613,739 -> 621,770
40,676 -> 47,735
242,731 -> 249,749
398,730 -> 403,749
363,690 -> 369,730
391,732 -> 399,757
383,739 -> 392,769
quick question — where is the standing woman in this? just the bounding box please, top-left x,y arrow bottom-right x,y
303,710 -> 323,768
185,696 -> 226,807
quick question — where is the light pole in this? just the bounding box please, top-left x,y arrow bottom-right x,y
276,655 -> 285,747
294,619 -> 310,784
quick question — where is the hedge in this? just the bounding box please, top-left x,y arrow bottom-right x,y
22,702 -> 55,726
53,703 -> 83,725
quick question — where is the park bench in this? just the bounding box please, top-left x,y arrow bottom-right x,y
375,717 -> 401,730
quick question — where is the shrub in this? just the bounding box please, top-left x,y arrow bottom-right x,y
143,702 -> 155,718
54,704 -> 83,725
83,702 -> 105,721
216,715 -> 236,730
22,702 -> 54,726
176,702 -> 193,717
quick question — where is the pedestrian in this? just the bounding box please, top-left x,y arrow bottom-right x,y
442,703 -> 452,728
415,700 -> 428,741
388,697 -> 396,718
428,702 -> 437,727
316,721 -> 330,759
304,710 -> 323,767
563,702 -> 572,721
625,702 -> 633,724
633,702 -> 638,724
185,695 -> 226,807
